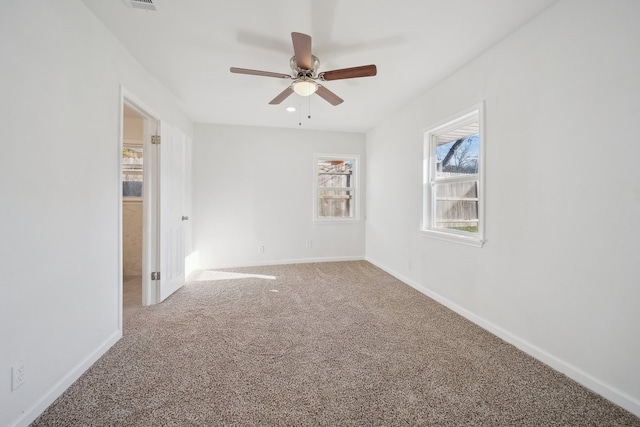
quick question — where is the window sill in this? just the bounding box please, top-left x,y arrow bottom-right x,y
421,229 -> 485,247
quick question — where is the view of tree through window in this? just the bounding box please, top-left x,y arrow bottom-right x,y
317,158 -> 354,219
437,135 -> 479,175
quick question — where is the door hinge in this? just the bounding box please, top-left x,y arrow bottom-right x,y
151,271 -> 161,280
151,135 -> 161,144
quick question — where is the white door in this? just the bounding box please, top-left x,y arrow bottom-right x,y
157,121 -> 186,301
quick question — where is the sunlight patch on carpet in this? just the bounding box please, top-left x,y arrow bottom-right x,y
195,270 -> 277,281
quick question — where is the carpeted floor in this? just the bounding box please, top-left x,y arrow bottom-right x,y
31,261 -> 640,426
122,275 -> 142,322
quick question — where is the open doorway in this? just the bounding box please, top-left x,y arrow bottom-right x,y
119,89 -> 189,331
120,94 -> 161,327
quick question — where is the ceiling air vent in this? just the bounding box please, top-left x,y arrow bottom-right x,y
127,0 -> 162,12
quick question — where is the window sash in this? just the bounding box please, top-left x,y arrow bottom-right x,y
428,142 -> 480,233
317,189 -> 355,218
431,179 -> 478,230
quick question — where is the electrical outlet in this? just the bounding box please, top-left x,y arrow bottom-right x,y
258,245 -> 264,254
12,361 -> 25,391
305,240 -> 312,249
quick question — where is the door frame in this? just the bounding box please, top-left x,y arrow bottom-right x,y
118,86 -> 161,331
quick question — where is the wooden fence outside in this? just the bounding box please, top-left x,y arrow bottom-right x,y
435,180 -> 479,229
318,163 -> 353,218
315,162 -> 478,226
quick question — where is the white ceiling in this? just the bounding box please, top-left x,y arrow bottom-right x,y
82,0 -> 557,133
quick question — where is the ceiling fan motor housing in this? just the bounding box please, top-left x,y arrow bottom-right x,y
290,55 -> 320,78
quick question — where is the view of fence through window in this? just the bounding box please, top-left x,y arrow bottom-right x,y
435,134 -> 480,232
317,159 -> 354,218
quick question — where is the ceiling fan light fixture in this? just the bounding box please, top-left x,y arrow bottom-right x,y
293,79 -> 318,96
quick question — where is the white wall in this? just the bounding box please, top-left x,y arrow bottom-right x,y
366,0 -> 640,416
193,124 -> 366,269
0,1 -> 192,426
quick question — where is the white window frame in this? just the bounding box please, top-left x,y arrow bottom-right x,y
313,153 -> 360,223
422,103 -> 485,247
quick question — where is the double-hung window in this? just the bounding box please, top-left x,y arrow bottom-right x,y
423,104 -> 485,246
314,154 -> 359,221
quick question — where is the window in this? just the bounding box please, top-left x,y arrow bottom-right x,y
122,144 -> 143,199
423,104 -> 485,246
314,154 -> 359,221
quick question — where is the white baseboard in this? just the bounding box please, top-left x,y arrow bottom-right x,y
11,330 -> 122,427
365,256 -> 640,418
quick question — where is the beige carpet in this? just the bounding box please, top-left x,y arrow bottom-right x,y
32,261 -> 639,426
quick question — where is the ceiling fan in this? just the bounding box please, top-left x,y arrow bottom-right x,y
230,32 -> 377,106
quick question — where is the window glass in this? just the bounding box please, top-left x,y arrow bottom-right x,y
436,134 -> 479,178
123,145 -> 143,198
434,181 -> 478,232
315,156 -> 358,221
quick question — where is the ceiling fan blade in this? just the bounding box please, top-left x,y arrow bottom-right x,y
269,86 -> 295,105
320,64 -> 377,81
291,32 -> 312,70
230,67 -> 291,79
316,85 -> 344,106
